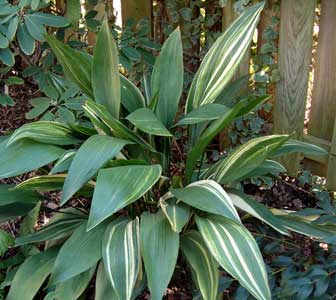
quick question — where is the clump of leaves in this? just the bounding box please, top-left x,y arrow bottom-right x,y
0,4 -> 334,300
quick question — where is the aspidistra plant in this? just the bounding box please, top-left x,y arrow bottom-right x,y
0,3 -> 333,300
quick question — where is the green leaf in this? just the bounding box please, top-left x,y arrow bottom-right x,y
126,108 -> 172,137
95,262 -> 116,300
171,180 -> 240,222
176,103 -> 230,126
15,215 -> 86,246
0,48 -> 15,66
204,135 -> 289,184
186,3 -> 264,111
83,101 -> 155,152
0,202 -> 37,222
228,191 -> 289,235
46,35 -> 93,98
0,230 -> 14,256
102,217 -> 140,300
196,215 -> 271,300
0,137 -> 64,179
0,184 -> 41,206
0,94 -> 15,106
6,247 -> 59,300
140,210 -> 179,300
50,150 -> 76,174
46,267 -> 95,300
6,16 -> 19,41
17,22 -> 35,55
242,159 -> 286,179
61,135 -> 130,204
120,74 -> 146,113
272,139 -> 328,157
24,14 -> 46,41
92,18 -> 120,118
66,0 -> 81,26
51,221 -> 106,283
180,231 -> 219,300
7,121 -> 82,146
0,31 -> 9,48
87,164 -> 162,230
151,27 -> 183,127
31,12 -> 70,27
159,196 -> 190,233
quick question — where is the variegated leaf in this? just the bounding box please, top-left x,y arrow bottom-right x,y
196,215 -> 271,300
181,230 -> 219,300
171,180 -> 240,223
186,3 -> 264,111
102,217 -> 140,300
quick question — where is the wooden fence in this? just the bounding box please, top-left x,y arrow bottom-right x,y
111,0 -> 336,189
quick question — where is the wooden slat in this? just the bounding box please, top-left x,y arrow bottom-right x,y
308,0 -> 336,142
326,120 -> 336,190
273,0 -> 316,174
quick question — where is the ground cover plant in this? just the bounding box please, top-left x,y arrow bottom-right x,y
0,3 -> 335,300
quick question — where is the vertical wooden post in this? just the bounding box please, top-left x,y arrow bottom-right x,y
308,0 -> 336,142
326,120 -> 336,190
121,0 -> 152,29
273,0 -> 316,174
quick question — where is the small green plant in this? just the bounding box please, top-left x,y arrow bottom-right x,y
0,3 -> 334,300
0,67 -> 24,106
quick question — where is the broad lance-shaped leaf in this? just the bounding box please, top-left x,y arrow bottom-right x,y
51,221 -> 106,283
126,108 -> 172,137
7,121 -> 82,146
271,139 -> 328,158
6,247 -> 59,300
29,12 -> 70,27
152,27 -> 183,127
176,103 -> 230,126
50,150 -> 76,174
45,267 -> 95,300
87,165 -> 162,230
140,210 -> 179,300
171,180 -> 240,223
185,3 -> 264,112
120,74 -> 146,113
0,184 -> 41,206
61,135 -> 130,205
83,101 -> 155,152
228,191 -> 289,235
241,159 -> 286,179
15,215 -> 86,245
204,135 -> 289,184
46,35 -> 93,98
159,196 -> 190,233
181,231 -> 219,300
0,137 -> 64,179
196,215 -> 271,300
92,18 -> 120,118
102,217 -> 140,300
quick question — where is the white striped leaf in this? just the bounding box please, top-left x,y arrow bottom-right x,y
15,215 -> 86,245
152,27 -> 183,127
185,3 -> 264,112
61,135 -> 131,205
95,262 -> 116,300
159,196 -> 190,233
181,231 -> 219,300
92,18 -> 120,118
87,165 -> 162,230
102,217 -> 140,300
171,180 -> 240,223
241,159 -> 286,179
51,221 -> 106,283
204,135 -> 288,184
140,210 -> 179,300
228,191 -> 289,235
126,108 -> 172,137
196,215 -> 271,300
50,150 -> 76,174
